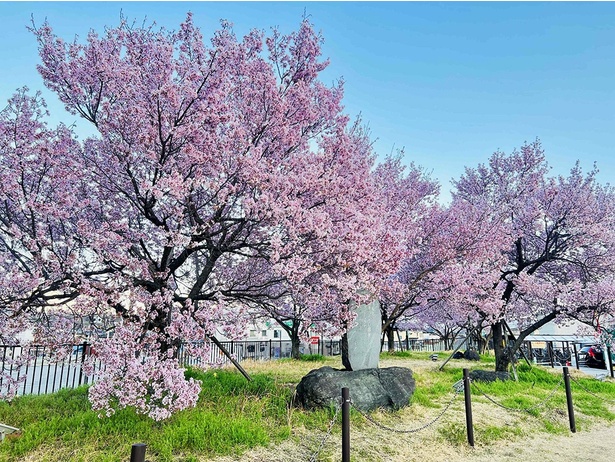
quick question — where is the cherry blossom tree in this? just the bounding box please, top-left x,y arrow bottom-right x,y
376,175 -> 504,353
0,15 -> 386,417
253,148 -> 436,360
453,141 -> 615,372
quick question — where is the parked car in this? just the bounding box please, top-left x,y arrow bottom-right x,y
578,345 -> 606,369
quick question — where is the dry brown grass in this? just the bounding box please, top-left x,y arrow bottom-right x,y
210,355 -> 615,462
8,354 -> 615,462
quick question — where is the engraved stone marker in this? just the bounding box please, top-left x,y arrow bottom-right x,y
346,298 -> 381,370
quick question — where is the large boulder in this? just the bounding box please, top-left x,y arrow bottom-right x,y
295,366 -> 415,411
463,349 -> 480,361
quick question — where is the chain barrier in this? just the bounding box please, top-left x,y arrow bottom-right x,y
350,379 -> 463,434
307,403 -> 340,462
569,375 -> 615,404
470,375 -> 564,414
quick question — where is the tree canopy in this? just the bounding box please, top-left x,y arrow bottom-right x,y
1,13 -> 615,417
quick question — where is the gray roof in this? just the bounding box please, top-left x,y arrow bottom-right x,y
524,334 -> 597,344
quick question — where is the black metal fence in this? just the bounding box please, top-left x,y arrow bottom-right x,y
384,338 -> 447,352
0,343 -> 105,397
0,339 -> 344,398
2,337 -> 447,398
178,338 -> 342,367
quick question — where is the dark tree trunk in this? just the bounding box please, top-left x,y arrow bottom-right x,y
275,318 -> 302,360
341,333 -> 352,371
386,327 -> 395,353
492,311 -> 558,372
492,320 -> 511,372
290,331 -> 301,360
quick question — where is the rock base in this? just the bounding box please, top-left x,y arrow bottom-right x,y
469,369 -> 511,382
463,350 -> 481,361
295,366 -> 415,411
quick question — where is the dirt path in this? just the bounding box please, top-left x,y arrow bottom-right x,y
451,425 -> 615,462
211,423 -> 615,462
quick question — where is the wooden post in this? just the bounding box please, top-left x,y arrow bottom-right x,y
396,329 -> 404,352
78,341 -> 88,385
130,443 -> 147,462
563,367 -> 576,433
503,321 -> 531,367
527,341 -> 534,362
463,368 -> 474,446
342,387 -> 350,462
208,336 -> 251,381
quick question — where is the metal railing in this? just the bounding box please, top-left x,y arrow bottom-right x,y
178,338 -> 342,367
1,339 -> 342,398
3,337 -> 447,399
386,338 -> 448,352
0,343 -> 105,397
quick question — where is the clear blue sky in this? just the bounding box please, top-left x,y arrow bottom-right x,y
2,2 -> 615,202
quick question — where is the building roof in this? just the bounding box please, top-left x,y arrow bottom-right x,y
524,334 -> 597,344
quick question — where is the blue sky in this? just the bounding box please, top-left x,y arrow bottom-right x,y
2,2 -> 615,202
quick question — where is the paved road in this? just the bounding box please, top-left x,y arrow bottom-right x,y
545,360 -> 615,379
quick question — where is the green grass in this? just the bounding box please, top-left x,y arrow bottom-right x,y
0,369 -> 293,462
381,351 -> 615,443
298,354 -> 326,362
1,353 -> 614,461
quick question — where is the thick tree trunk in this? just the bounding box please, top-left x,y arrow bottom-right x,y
341,333 -> 352,371
492,320 -> 511,372
275,318 -> 302,360
291,331 -> 301,360
386,327 -> 396,353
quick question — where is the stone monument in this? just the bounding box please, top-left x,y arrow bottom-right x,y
346,298 -> 381,370
295,296 -> 416,411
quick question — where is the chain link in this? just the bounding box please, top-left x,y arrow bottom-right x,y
470,375 -> 564,413
569,375 -> 615,404
351,383 -> 462,434
307,404 -> 340,462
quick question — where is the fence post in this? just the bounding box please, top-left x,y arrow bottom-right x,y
563,366 -> 576,433
463,368 -> 474,446
130,443 -> 147,462
572,343 -> 579,370
342,387 -> 350,462
78,341 -> 88,385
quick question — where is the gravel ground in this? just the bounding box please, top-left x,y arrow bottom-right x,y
448,425 -> 615,462
211,422 -> 615,462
